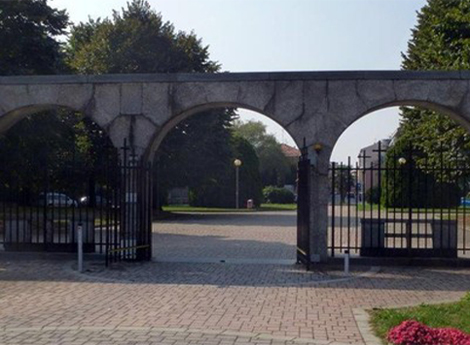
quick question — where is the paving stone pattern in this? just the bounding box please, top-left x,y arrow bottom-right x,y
0,258 -> 470,345
1,212 -> 470,344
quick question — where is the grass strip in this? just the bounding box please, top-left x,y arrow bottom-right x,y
369,293 -> 470,343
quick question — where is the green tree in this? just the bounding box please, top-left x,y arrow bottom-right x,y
0,0 -> 69,75
67,0 -> 238,208
156,109 -> 236,207
383,0 -> 470,206
67,1 -> 218,74
0,0 -> 121,207
0,111 -> 115,204
381,138 -> 461,208
233,120 -> 293,187
397,0 -> 470,169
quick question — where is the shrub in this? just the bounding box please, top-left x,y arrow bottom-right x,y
263,186 -> 295,204
365,187 -> 381,204
387,320 -> 470,345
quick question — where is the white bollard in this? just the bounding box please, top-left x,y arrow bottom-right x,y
344,250 -> 350,275
77,223 -> 83,273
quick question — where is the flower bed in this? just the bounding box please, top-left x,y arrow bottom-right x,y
388,320 -> 470,345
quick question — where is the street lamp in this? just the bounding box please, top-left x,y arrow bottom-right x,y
234,159 -> 242,209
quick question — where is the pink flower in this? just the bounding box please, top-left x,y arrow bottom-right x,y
387,320 -> 470,345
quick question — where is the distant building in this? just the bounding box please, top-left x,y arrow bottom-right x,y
280,144 -> 301,164
280,144 -> 301,196
357,139 -> 391,200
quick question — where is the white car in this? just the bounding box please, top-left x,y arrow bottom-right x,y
38,193 -> 78,207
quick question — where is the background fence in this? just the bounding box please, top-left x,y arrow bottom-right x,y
329,141 -> 470,258
0,142 -> 152,265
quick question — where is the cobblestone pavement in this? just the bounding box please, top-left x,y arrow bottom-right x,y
152,211 -> 297,261
0,257 -> 470,345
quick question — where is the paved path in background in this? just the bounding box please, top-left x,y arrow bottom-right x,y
152,211 -> 297,262
0,257 -> 470,345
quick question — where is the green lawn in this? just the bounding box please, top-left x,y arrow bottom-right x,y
162,203 -> 297,213
259,203 -> 297,211
369,293 -> 470,343
355,203 -> 470,214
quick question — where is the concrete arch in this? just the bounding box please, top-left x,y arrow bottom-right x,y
327,99 -> 470,164
305,77 -> 470,161
0,103 -> 93,135
144,101 -> 300,162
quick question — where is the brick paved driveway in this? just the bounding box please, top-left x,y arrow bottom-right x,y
1,211 -> 470,345
0,257 -> 470,345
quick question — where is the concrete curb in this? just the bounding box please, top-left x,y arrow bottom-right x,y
68,259 -> 380,288
352,308 -> 383,345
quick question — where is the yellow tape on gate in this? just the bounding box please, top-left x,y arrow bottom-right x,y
108,244 -> 150,254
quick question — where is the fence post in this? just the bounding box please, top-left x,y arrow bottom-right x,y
77,222 -> 83,273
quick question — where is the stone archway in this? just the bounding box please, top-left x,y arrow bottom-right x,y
2,71 -> 470,262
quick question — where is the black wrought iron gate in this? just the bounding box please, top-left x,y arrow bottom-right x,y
105,152 -> 152,265
297,147 -> 311,268
329,141 -> 469,259
0,142 -> 152,265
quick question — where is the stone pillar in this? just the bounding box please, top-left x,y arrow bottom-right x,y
309,153 -> 330,263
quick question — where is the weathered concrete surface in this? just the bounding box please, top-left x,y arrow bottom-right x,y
2,71 -> 470,261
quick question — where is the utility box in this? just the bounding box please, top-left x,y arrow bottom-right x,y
360,218 -> 385,256
432,220 -> 458,257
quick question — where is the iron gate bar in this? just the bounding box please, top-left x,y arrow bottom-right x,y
463,166 -> 467,252
331,162 -> 335,257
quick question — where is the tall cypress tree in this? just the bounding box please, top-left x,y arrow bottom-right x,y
381,0 -> 470,207
398,0 -> 470,169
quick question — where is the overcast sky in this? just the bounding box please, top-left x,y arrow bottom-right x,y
51,0 -> 428,162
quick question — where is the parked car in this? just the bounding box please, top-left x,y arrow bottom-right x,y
461,197 -> 470,207
38,193 -> 78,207
79,195 -> 108,206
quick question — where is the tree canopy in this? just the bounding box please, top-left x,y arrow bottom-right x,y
67,0 -> 219,74
67,0 -> 259,208
233,120 -> 295,187
0,0 -> 265,208
0,0 -> 69,75
397,0 -> 470,169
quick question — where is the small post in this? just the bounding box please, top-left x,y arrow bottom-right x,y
236,166 -> 240,209
233,159 -> 242,209
77,222 -> 83,273
344,249 -> 350,275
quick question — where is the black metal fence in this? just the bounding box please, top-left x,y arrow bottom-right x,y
330,141 -> 470,258
0,142 -> 152,265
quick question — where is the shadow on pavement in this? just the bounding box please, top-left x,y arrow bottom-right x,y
0,252 -> 470,293
157,211 -> 296,227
